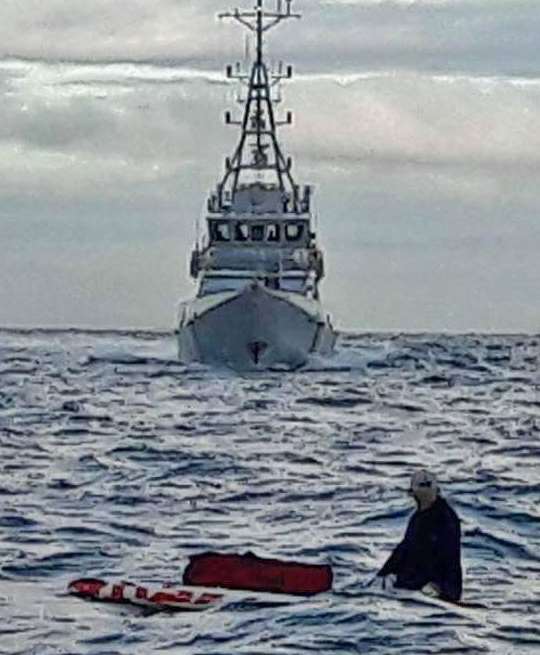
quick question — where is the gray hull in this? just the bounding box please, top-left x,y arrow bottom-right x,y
177,284 -> 335,370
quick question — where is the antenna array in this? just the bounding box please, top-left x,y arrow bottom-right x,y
209,0 -> 309,214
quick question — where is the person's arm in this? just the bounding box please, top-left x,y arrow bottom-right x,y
377,540 -> 405,577
434,515 -> 462,602
378,514 -> 415,577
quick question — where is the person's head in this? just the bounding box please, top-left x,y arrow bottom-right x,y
408,469 -> 439,510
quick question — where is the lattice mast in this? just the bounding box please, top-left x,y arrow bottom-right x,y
210,0 -> 310,214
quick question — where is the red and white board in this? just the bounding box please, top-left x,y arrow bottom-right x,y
68,578 -> 224,611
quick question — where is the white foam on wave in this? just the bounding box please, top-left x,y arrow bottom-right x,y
303,337 -> 391,372
82,333 -> 180,367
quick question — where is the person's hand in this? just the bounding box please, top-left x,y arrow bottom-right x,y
421,582 -> 441,598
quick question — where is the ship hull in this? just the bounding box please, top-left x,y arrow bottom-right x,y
177,283 -> 335,370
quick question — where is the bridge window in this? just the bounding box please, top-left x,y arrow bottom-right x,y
267,224 -> 280,242
235,223 -> 249,241
251,224 -> 265,241
212,221 -> 231,241
285,223 -> 304,241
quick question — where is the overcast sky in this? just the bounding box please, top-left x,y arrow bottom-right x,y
1,0 -> 539,332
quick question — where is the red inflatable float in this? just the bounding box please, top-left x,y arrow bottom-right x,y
183,551 -> 333,596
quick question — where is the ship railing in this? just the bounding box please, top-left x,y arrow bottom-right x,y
197,268 -> 315,298
194,243 -> 321,266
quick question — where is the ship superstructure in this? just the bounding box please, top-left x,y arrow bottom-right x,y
176,0 -> 336,369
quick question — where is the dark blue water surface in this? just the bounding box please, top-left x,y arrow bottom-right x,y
0,329 -> 539,654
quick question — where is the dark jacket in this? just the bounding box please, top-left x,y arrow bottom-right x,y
377,496 -> 462,602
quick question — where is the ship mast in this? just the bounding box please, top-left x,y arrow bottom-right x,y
210,0 -> 310,214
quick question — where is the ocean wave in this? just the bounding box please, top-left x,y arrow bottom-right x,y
0,331 -> 538,654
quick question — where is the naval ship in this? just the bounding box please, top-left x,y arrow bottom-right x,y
176,0 -> 336,370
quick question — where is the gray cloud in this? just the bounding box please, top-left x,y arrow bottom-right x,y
288,73 -> 540,170
2,60 -> 538,199
1,1 -> 540,76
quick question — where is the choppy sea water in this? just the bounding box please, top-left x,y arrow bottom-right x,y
0,329 -> 539,655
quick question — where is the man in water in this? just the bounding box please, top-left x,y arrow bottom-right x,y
376,469 -> 463,602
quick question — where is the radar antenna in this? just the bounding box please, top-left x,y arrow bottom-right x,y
210,0 -> 310,214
